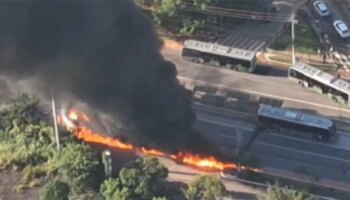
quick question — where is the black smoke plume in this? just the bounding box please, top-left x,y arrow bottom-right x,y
0,1 -> 195,150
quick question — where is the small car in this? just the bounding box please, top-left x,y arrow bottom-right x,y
313,1 -> 330,17
333,20 -> 350,38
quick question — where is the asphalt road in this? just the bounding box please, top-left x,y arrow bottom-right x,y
158,157 -> 264,200
163,48 -> 350,122
162,47 -> 350,197
193,103 -> 350,197
308,0 -> 350,71
310,0 -> 350,53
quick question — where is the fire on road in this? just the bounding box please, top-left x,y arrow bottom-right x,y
59,109 -> 262,173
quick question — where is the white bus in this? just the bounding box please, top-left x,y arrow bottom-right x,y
288,62 -> 350,106
257,104 -> 336,140
181,40 -> 257,73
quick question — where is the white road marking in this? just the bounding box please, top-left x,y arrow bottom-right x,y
197,117 -> 255,132
334,52 -> 350,71
337,130 -> 350,135
255,141 -> 350,163
178,76 -> 350,114
340,54 -> 348,62
268,132 -> 350,152
334,52 -> 341,59
200,115 -> 350,153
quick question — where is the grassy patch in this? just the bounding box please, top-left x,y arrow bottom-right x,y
268,55 -> 292,64
267,55 -> 336,73
270,18 -> 324,54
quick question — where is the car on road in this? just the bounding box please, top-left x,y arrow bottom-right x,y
333,20 -> 350,38
313,1 -> 330,17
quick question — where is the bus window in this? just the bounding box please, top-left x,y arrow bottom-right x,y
288,68 -> 304,79
182,48 -> 199,57
241,59 -> 251,68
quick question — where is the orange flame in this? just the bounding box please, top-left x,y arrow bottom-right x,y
140,147 -> 166,156
63,109 -> 262,172
82,114 -> 90,122
68,110 -> 90,122
173,152 -> 236,171
76,126 -> 134,150
68,111 -> 78,120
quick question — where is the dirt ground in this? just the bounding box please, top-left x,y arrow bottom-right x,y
0,170 -> 39,200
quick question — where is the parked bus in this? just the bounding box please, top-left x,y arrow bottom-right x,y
181,39 -> 257,73
257,104 -> 336,140
288,62 -> 350,106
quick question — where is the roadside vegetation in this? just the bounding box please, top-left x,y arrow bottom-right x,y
0,93 -> 227,199
0,93 -> 102,199
258,183 -> 315,200
136,0 -> 258,36
183,175 -> 226,200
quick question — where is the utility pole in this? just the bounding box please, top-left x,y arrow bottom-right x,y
339,100 -> 342,118
51,89 -> 60,150
291,12 -> 296,65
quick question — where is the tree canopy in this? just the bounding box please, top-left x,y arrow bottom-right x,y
0,94 -> 101,197
100,157 -> 168,200
183,175 -> 226,200
258,184 -> 315,200
139,0 -> 259,35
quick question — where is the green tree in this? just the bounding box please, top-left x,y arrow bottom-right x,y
40,179 -> 70,200
152,197 -> 169,200
100,157 -> 168,200
183,175 -> 226,200
154,0 -> 210,33
258,184 -> 315,200
47,143 -> 100,189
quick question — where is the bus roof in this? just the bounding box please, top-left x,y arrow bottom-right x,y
183,39 -> 256,61
291,62 -> 350,95
257,104 -> 334,129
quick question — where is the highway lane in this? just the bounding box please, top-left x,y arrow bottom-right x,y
162,48 -> 350,121
194,108 -> 350,192
195,109 -> 350,170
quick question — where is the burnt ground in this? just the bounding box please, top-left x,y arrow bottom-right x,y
0,170 -> 40,200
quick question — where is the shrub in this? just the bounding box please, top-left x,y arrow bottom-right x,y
40,179 -> 70,200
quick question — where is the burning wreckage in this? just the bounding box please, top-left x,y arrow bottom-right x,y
58,107 -> 262,173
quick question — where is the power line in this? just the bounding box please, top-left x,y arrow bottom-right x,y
182,2 -> 290,18
179,6 -> 289,22
181,5 -> 289,21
